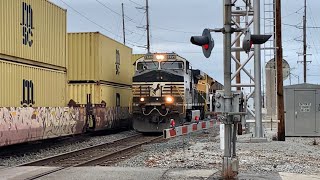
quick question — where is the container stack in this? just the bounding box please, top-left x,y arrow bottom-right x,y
67,32 -> 133,130
0,0 -> 67,107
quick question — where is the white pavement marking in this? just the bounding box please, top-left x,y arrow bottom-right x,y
279,172 -> 320,180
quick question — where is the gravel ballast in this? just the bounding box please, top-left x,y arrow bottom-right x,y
0,130 -> 138,166
116,126 -> 320,176
1,125 -> 319,176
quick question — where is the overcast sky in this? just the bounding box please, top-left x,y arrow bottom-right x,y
49,0 -> 320,89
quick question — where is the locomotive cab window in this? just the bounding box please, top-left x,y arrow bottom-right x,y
161,61 -> 184,70
137,62 -> 159,70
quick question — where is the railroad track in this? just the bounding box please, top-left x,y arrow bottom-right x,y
17,134 -> 162,179
0,135 -> 90,160
0,129 -> 133,161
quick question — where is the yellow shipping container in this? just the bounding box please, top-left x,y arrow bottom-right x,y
0,60 -> 66,107
67,32 -> 133,85
131,54 -> 144,75
68,83 -> 132,107
0,0 -> 67,69
132,54 -> 144,65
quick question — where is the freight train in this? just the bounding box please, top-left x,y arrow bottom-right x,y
0,0 -> 223,147
0,1 -> 132,147
132,53 -> 223,133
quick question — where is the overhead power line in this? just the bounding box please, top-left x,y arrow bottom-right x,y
282,7 -> 303,19
282,22 -> 302,28
59,0 -> 143,47
128,0 -> 143,6
305,26 -> 320,29
95,0 -> 134,22
59,0 -> 118,37
59,0 -> 192,48
96,0 -> 197,34
152,25 -> 198,34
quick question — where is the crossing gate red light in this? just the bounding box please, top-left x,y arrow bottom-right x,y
203,44 -> 209,50
195,116 -> 199,123
170,119 -> 176,128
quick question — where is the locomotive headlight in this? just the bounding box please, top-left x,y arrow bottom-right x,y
166,96 -> 174,103
140,97 -> 145,102
156,54 -> 165,61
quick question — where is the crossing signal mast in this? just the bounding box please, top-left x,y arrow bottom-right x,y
190,1 -> 271,178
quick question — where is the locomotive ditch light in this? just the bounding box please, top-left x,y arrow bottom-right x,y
190,28 -> 214,58
165,96 -> 174,103
140,97 -> 145,102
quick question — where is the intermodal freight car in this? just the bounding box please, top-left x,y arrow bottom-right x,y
132,53 -> 223,133
67,32 -> 133,131
0,1 -> 132,147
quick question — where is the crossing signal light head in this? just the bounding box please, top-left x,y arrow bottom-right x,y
242,32 -> 252,53
190,28 -> 214,58
242,30 -> 272,53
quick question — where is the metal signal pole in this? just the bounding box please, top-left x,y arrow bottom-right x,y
254,0 -> 263,138
222,0 -> 236,178
275,0 -> 285,141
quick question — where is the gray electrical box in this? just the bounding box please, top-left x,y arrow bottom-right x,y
214,90 -> 244,121
232,91 -> 243,122
215,90 -> 225,113
284,83 -> 320,136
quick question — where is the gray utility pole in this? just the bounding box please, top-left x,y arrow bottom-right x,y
297,0 -> 311,80
146,0 -> 150,53
254,0 -> 263,138
136,1 -> 151,52
222,0 -> 236,178
303,0 -> 307,83
122,3 -> 126,45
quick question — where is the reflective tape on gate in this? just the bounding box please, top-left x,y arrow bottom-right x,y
163,120 -> 216,139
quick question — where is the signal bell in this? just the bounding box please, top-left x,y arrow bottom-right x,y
190,29 -> 214,58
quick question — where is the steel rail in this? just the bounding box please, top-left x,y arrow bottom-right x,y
17,134 -> 162,180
